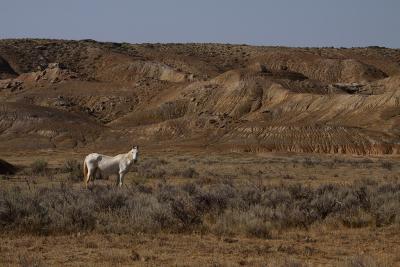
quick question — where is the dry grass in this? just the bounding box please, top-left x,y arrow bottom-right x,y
1,231 -> 396,266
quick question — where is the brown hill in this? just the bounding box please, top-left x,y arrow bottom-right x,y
0,39 -> 399,154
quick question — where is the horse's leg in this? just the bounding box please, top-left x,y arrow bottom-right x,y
83,160 -> 88,188
92,168 -> 99,185
86,167 -> 95,188
84,168 -> 90,189
118,171 -> 125,187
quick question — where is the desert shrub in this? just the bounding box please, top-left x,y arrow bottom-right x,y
63,159 -> 83,182
179,167 -> 199,178
137,158 -> 167,178
157,184 -> 202,230
30,159 -> 48,175
0,185 -> 96,234
170,195 -> 202,229
380,161 -> 393,171
340,209 -> 374,228
193,183 -> 234,213
18,253 -> 44,267
1,180 -> 400,236
93,186 -> 128,210
333,157 -> 346,164
142,168 -> 166,179
302,157 -> 315,167
269,257 -> 305,267
245,218 -> 272,239
158,100 -> 188,120
345,254 -> 379,267
213,209 -> 272,238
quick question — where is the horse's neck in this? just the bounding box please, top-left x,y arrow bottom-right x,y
121,152 -> 134,165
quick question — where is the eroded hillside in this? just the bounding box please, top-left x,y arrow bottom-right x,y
0,39 -> 399,154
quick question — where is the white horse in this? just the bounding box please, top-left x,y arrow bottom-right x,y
83,146 -> 139,188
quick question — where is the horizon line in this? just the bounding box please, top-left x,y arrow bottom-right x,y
1,37 -> 398,50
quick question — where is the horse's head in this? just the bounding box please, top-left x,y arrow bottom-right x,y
131,145 -> 139,163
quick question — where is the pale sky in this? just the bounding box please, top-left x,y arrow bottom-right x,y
1,0 -> 399,48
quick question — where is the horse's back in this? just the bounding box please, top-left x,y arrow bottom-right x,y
85,153 -> 102,162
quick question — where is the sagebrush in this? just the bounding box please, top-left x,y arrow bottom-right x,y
0,180 -> 399,236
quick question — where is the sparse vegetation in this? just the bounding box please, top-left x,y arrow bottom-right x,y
0,153 -> 399,265
302,157 -> 318,167
136,158 -> 168,179
1,180 -> 399,236
345,254 -> 379,267
177,167 -> 199,178
29,159 -> 48,175
380,160 -> 393,171
62,159 -> 83,182
18,254 -> 44,267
